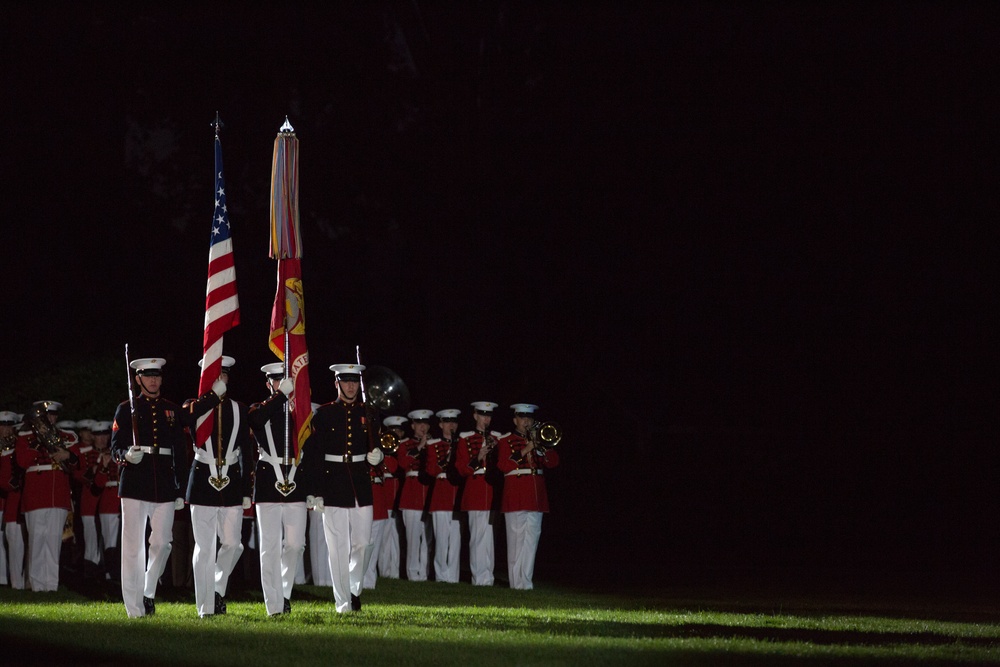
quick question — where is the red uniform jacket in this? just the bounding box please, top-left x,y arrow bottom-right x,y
91,453 -> 122,515
496,431 -> 559,513
381,452 -> 399,512
424,437 -> 460,513
14,427 -> 81,513
0,438 -> 17,519
454,430 -> 501,512
396,437 -> 430,512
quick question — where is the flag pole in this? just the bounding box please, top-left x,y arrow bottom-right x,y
283,317 -> 291,466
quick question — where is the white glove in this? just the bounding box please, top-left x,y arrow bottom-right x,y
313,496 -> 325,512
366,448 -> 384,465
242,496 -> 252,510
124,446 -> 144,464
278,377 -> 294,396
305,495 -> 315,510
174,497 -> 185,511
212,378 -> 227,398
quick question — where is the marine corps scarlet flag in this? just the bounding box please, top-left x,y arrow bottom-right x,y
269,118 -> 312,459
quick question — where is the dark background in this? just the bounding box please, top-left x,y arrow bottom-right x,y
2,3 -> 998,596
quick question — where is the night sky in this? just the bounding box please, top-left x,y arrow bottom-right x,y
2,3 -> 998,593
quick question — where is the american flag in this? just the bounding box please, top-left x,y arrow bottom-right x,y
196,134 -> 240,447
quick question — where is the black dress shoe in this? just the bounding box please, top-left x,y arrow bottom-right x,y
215,592 -> 227,615
283,598 -> 292,614
142,596 -> 155,616
350,594 -> 361,611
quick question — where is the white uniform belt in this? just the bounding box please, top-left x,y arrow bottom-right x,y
79,446 -> 93,454
138,446 -> 172,455
473,469 -> 486,476
505,468 -> 542,477
436,473 -> 448,479
194,449 -> 238,465
372,477 -> 383,484
105,481 -> 119,487
258,452 -> 297,466
325,454 -> 367,463
27,464 -> 57,472
405,471 -> 420,477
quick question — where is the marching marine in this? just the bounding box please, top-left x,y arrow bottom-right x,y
247,362 -> 307,616
112,357 -> 223,618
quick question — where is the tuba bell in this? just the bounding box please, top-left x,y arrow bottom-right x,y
365,365 -> 410,455
364,366 -> 411,414
529,421 -> 562,448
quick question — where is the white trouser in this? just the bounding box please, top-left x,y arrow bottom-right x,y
322,504 -> 373,613
401,508 -> 429,581
190,504 -> 244,617
5,521 -> 26,589
505,511 -> 543,590
120,498 -> 175,617
295,548 -> 306,584
377,509 -> 400,578
0,520 -> 7,585
25,507 -> 68,592
308,510 -> 331,585
99,513 -> 120,550
467,510 -> 494,586
363,518 -> 388,589
81,515 -> 100,564
431,511 -> 461,583
256,502 -> 307,615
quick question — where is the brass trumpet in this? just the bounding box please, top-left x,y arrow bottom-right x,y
529,421 -> 562,448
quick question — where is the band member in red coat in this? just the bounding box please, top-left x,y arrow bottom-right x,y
497,403 -> 559,590
396,409 -> 433,581
89,420 -> 121,582
426,409 -> 462,583
0,410 -> 23,587
376,415 -> 406,581
15,400 -> 81,592
72,419 -> 104,578
454,401 -> 501,586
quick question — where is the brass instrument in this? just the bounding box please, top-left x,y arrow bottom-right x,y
364,365 -> 409,455
0,431 -> 15,452
364,366 -> 411,414
380,430 -> 400,455
529,421 -> 562,448
27,405 -> 74,471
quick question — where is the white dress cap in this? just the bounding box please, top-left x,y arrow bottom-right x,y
33,400 -> 64,412
92,421 -> 113,433
56,420 -> 77,430
0,411 -> 21,424
198,355 -> 235,370
383,415 -> 409,427
261,362 -> 285,378
75,419 -> 97,431
510,403 -> 539,415
470,401 -> 498,413
436,409 -> 461,420
407,409 -> 434,421
130,358 -> 166,375
330,363 -> 366,377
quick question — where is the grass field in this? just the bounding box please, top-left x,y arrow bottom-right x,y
3,576 -> 1000,666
